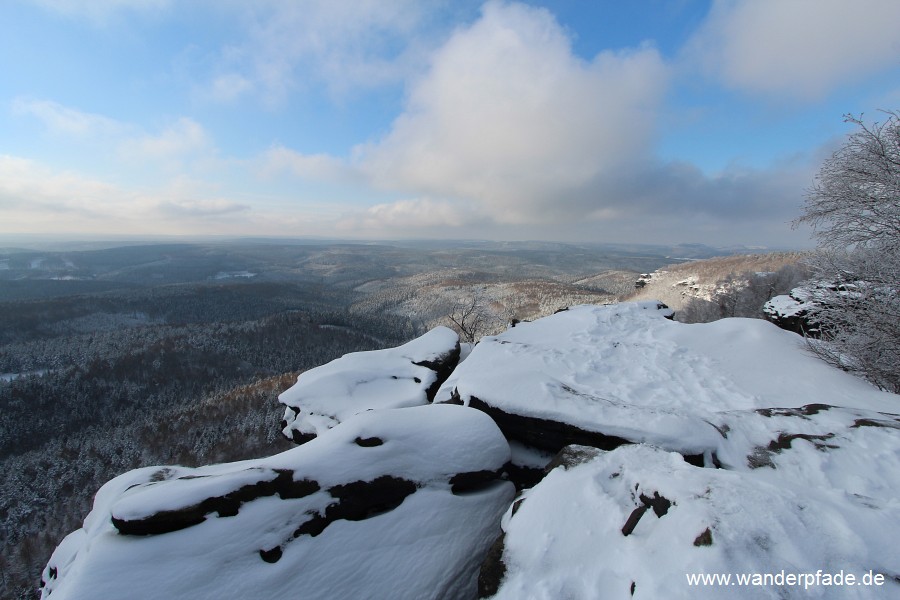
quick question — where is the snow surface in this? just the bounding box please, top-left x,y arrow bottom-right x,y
279,326 -> 459,439
494,441 -> 900,599
437,302 -> 893,454
42,404 -> 513,600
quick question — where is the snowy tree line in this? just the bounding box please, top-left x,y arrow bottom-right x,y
0,308 -> 412,460
0,280 -> 351,345
676,264 -> 810,323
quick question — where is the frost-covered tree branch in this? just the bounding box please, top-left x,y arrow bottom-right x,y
794,111 -> 900,392
795,111 -> 900,250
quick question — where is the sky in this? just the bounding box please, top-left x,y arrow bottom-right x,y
1,0 -> 899,248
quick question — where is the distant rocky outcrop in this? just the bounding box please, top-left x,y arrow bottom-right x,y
763,285 -> 823,336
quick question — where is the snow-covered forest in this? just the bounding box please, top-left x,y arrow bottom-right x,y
0,287 -> 413,598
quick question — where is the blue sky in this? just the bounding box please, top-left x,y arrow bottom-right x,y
2,0 -> 899,247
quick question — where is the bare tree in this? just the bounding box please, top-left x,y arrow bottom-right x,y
445,288 -> 503,343
794,111 -> 900,392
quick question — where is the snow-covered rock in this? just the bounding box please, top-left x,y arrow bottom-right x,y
279,326 -> 460,443
41,404 -> 514,600
484,435 -> 900,599
437,302 -> 891,460
41,301 -> 900,600
763,285 -> 821,335
764,280 -> 866,337
468,303 -> 900,599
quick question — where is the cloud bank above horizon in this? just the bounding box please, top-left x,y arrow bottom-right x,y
2,0 -> 899,246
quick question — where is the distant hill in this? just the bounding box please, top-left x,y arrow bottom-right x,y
628,251 -> 809,313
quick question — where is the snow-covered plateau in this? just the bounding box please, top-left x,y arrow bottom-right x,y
42,301 -> 900,599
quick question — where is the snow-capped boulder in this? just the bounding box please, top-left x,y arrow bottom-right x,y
41,404 -> 514,600
437,302 -> 891,462
763,281 -> 866,337
483,431 -> 900,599
763,286 -> 819,335
279,326 -> 460,443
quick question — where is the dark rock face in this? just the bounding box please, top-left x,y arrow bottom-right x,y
621,491 -> 673,536
851,417 -> 900,429
450,386 -> 710,491
477,534 -> 507,599
501,462 -> 546,491
621,504 -> 649,536
755,403 -> 833,418
113,471 -> 320,536
112,462 -> 505,565
734,404 -> 899,471
414,344 -> 462,402
693,528 -> 713,547
449,469 -> 505,495
289,428 -> 315,444
275,476 -> 420,552
763,302 -> 815,336
543,444 -> 604,472
460,395 -> 632,455
354,436 -> 384,447
658,302 -> 674,320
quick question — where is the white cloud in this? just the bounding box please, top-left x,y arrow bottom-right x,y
356,1 -> 669,224
6,2 -> 827,245
0,155 -> 249,235
263,1 -> 812,245
12,98 -> 213,165
338,197 -> 477,234
12,99 -> 222,186
198,0 -> 452,105
11,97 -> 123,136
206,73 -> 254,103
0,155 -> 147,224
686,0 -> 900,100
158,198 -> 249,217
121,118 -> 210,159
258,146 -> 354,182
